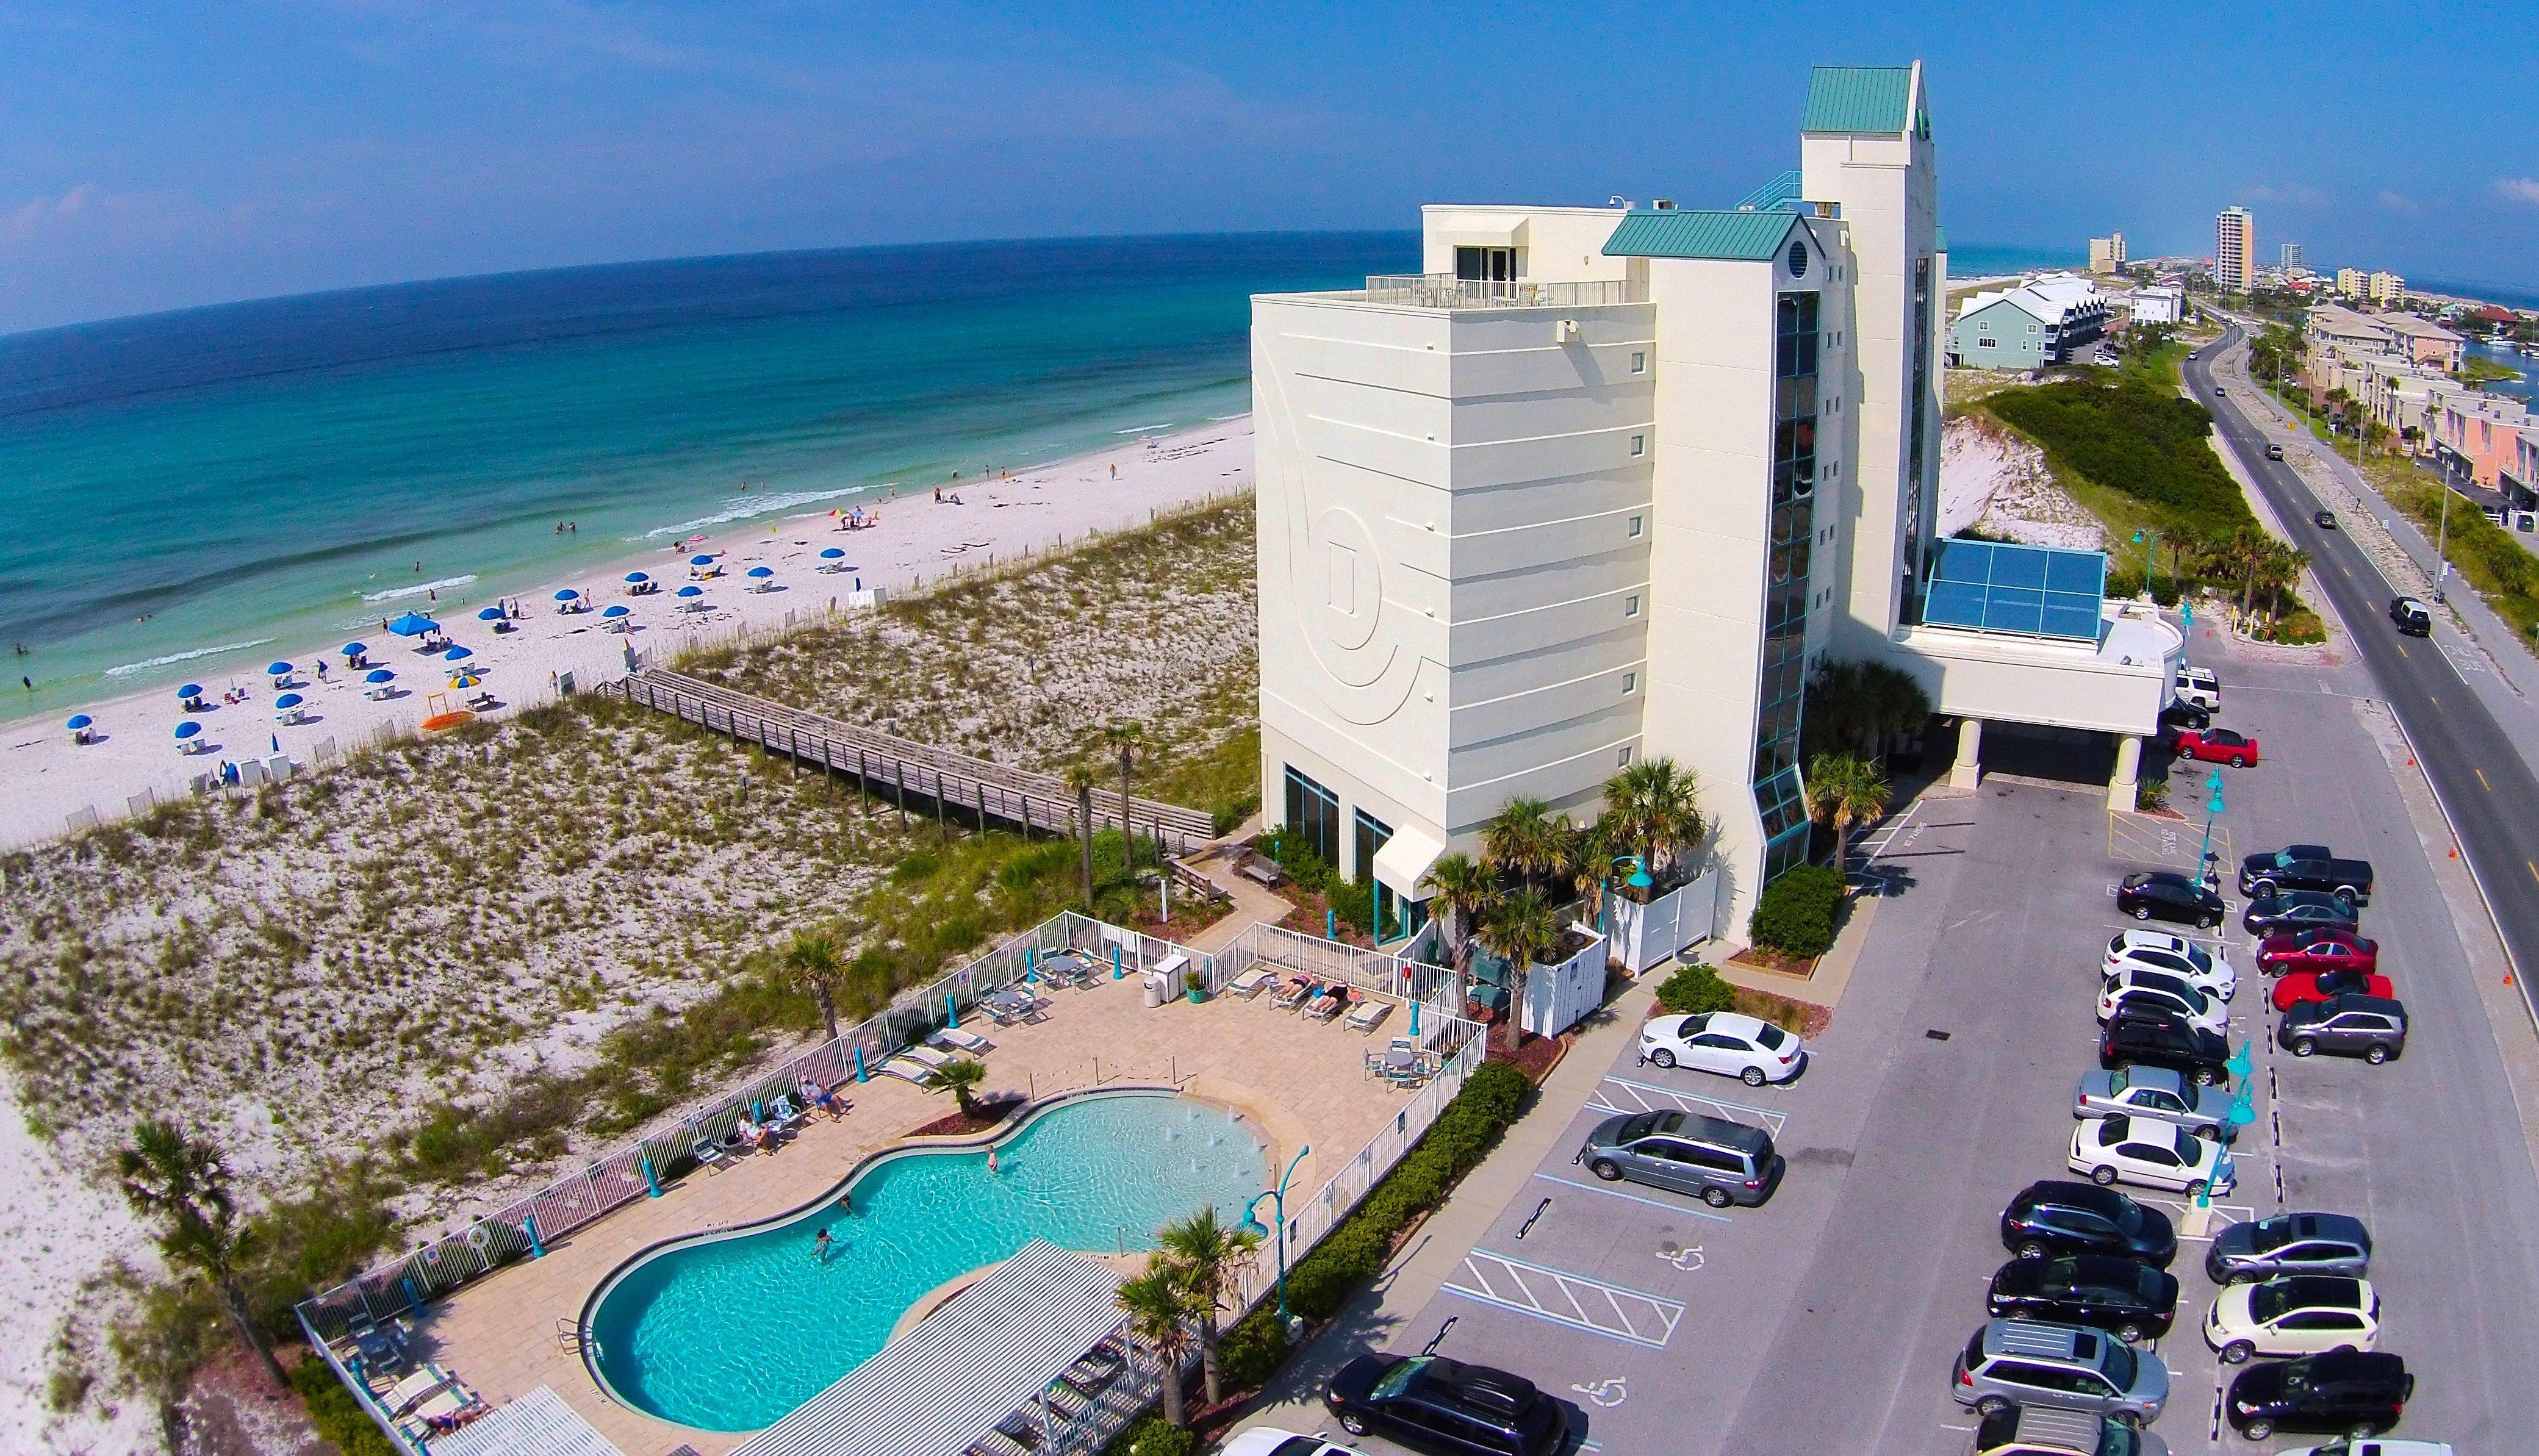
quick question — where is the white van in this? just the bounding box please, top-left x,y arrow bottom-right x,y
2175,667 -> 2221,713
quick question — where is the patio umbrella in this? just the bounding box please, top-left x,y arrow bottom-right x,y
387,612 -> 437,636
341,642 -> 367,657
747,566 -> 775,579
365,668 -> 395,684
602,604 -> 631,619
66,714 -> 92,730
275,693 -> 303,709
442,645 -> 473,662
819,548 -> 845,560
625,571 -> 650,584
265,661 -> 294,676
554,589 -> 581,601
174,720 -> 201,741
178,684 -> 203,699
478,606 -> 505,621
689,554 -> 716,567
676,584 -> 703,598
450,674 -> 481,690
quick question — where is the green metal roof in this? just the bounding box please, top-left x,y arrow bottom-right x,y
1803,65 -> 1915,134
1603,209 -> 1800,261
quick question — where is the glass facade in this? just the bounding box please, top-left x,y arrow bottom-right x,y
1903,256 -> 1934,613
1758,291 -> 1820,883
1284,766 -> 1340,869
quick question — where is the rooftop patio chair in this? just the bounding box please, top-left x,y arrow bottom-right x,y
932,1025 -> 992,1054
1058,1342 -> 1127,1399
1304,985 -> 1348,1022
876,1055 -> 936,1085
992,1412 -> 1046,1451
397,1381 -> 484,1439
1226,967 -> 1274,999
1270,976 -> 1318,1011
766,1095 -> 806,1133
900,1044 -> 955,1072
381,1363 -> 455,1416
692,1135 -> 728,1172
1345,991 -> 1393,1034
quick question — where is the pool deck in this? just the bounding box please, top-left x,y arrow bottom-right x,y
408,967 -> 1420,1455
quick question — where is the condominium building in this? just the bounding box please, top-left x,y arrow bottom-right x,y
1948,273 -> 2110,368
2089,234 -> 2126,273
2369,270 -> 2406,306
2336,267 -> 2368,298
1252,62 -> 2182,952
2280,242 -> 2304,273
2128,285 -> 2185,326
2214,207 -> 2255,293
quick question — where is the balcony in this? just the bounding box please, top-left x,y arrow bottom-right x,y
1360,274 -> 1645,309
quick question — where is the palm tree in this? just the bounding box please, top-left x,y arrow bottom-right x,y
2213,528 -> 2271,618
117,1121 -> 287,1388
1102,720 -> 1145,868
1476,886 -> 1559,1041
1062,763 -> 1101,909
1804,753 -> 1893,867
2254,541 -> 2309,623
1857,661 -> 1934,764
1155,1206 -> 1260,1407
1116,1265 -> 1201,1427
1420,852 -> 1499,972
783,930 -> 846,1045
1481,796 -> 1555,895
924,1056 -> 989,1121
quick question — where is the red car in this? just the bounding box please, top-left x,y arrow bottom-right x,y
2172,727 -> 2260,766
2272,965 -> 2395,1012
2257,928 -> 2380,977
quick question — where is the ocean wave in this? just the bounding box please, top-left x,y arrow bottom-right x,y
362,575 -> 479,603
641,484 -> 867,539
1112,423 -> 1176,435
105,637 -> 276,678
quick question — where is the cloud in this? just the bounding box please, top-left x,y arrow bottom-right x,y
2492,178 -> 2539,207
2250,182 -> 2324,206
6,182 -> 96,240
3,182 -> 257,251
2378,190 -> 2424,216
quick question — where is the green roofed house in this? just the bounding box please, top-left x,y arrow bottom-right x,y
1246,60 -> 2185,963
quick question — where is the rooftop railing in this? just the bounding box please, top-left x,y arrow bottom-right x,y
1362,274 -> 1645,309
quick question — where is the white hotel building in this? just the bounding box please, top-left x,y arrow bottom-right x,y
1252,64 -> 2185,942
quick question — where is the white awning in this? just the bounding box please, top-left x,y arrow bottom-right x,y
429,1387 -> 623,1456
732,1240 -> 1125,1456
1371,823 -> 1447,900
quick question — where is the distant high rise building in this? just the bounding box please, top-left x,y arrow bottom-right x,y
2089,233 -> 2127,273
2337,267 -> 2368,298
2214,207 -> 2255,293
2369,271 -> 2405,305
2280,242 -> 2304,273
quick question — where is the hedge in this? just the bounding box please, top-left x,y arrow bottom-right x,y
288,1358 -> 400,1456
1654,963 -> 1736,1016
1748,864 -> 1845,959
1106,1415 -> 1196,1456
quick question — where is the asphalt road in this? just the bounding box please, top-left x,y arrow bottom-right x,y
2187,325 -> 2539,1017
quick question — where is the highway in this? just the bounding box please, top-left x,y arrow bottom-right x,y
2187,321 -> 2539,1020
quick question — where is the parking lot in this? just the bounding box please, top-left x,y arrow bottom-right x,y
1297,623 -> 2539,1455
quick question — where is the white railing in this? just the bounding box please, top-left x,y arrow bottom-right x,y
1362,275 -> 1644,309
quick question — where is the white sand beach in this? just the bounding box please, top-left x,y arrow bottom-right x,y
0,420 -> 1255,853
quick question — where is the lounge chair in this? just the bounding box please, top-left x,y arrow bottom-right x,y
396,1382 -> 483,1439
1226,968 -> 1274,999
877,1056 -> 936,1085
692,1135 -> 728,1172
1345,991 -> 1393,1034
1058,1343 -> 1126,1399
766,1095 -> 805,1133
901,1045 -> 955,1072
1305,986 -> 1348,1022
379,1363 -> 454,1416
932,1026 -> 992,1054
1270,976 -> 1318,1011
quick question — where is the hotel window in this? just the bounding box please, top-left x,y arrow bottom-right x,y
1631,434 -> 1647,457
1631,351 -> 1647,374
1628,514 -> 1644,538
1454,246 -> 1515,283
1617,746 -> 1634,767
1282,766 -> 1340,869
1352,807 -> 1393,888
1625,595 -> 1641,618
1622,672 -> 1637,695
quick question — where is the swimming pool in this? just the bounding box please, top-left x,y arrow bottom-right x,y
583,1090 -> 1267,1432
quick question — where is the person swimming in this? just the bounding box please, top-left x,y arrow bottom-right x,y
811,1227 -> 833,1261
986,1147 -> 999,1175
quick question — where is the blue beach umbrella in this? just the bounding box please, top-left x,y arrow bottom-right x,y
478,607 -> 505,621
387,612 -> 437,636
689,554 -> 716,567
266,661 -> 294,676
341,642 -> 367,657
677,584 -> 703,598
66,714 -> 92,730
602,604 -> 631,619
275,693 -> 303,709
178,684 -> 203,699
625,571 -> 650,584
442,645 -> 473,662
365,668 -> 395,684
555,589 -> 581,601
747,565 -> 774,579
819,548 -> 845,560
174,720 -> 201,741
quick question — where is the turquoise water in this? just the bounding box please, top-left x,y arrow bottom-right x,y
1950,241 -> 2085,278
0,233 -> 1411,717
586,1091 -> 1266,1432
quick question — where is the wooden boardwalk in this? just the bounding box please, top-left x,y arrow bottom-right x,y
607,669 -> 1219,853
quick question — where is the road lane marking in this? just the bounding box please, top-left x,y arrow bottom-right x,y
2395,642 -> 2408,658
2527,861 -> 2538,888
2477,767 -> 2493,792
1532,1172 -> 1736,1223
1441,1249 -> 1687,1348
1589,1075 -> 1791,1138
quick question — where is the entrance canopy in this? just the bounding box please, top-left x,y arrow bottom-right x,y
733,1241 -> 1124,1456
1371,822 -> 1446,900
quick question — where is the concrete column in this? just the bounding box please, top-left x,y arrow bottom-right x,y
2107,733 -> 2142,813
1949,717 -> 1983,790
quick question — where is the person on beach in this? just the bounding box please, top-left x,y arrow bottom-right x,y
811,1227 -> 833,1261
1109,463 -> 1118,479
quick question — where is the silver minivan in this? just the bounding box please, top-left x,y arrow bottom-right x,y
1576,1110 -> 1784,1208
1953,1319 -> 2170,1426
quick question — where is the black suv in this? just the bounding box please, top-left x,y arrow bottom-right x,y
1999,1181 -> 2178,1268
2100,1002 -> 2230,1086
1326,1354 -> 1566,1456
2225,1349 -> 2412,1441
1985,1255 -> 2179,1343
2116,871 -> 2224,929
2238,845 -> 2374,905
2390,596 -> 2432,636
2244,889 -> 2360,938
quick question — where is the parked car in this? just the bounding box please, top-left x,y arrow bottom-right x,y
2174,666 -> 2222,712
2244,890 -> 2361,938
2272,966 -> 2395,1013
2315,510 -> 2338,529
2255,928 -> 2379,977
2239,846 -> 2375,905
2278,994 -> 2408,1062
1970,1405 -> 2172,1456
2203,1275 -> 2380,1363
2097,967 -> 2228,1035
1987,1255 -> 2180,1343
2224,1350 -> 2412,1441
1952,1320 -> 2169,1426
2100,1003 -> 2232,1086
2265,443 -> 2286,461
2281,1441 -> 2447,1456
2389,597 -> 2433,636
2159,700 -> 2211,733
2117,871 -> 2225,928
2069,1114 -> 2235,1197
2207,1212 -> 2374,1284
1323,1355 -> 1566,1456
1638,1010 -> 1805,1086
2000,1181 -> 2179,1267
2171,726 -> 2261,767
1224,1431 -> 1352,1456
2074,1065 -> 2236,1140
2105,930 -> 2238,1002
1577,1110 -> 1783,1208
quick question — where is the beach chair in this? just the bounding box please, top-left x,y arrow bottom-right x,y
1226,967 -> 1274,999
1305,986 -> 1348,1022
901,1044 -> 955,1072
877,1056 -> 935,1085
932,1025 -> 992,1054
766,1095 -> 806,1133
379,1363 -> 454,1416
395,1381 -> 484,1439
1270,976 -> 1318,1011
1345,991 -> 1393,1035
692,1135 -> 728,1172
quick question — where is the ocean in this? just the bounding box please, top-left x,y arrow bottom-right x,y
0,232 -> 1413,718
1948,242 -> 2083,279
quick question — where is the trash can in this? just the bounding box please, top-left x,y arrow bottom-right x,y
1141,968 -> 1171,1009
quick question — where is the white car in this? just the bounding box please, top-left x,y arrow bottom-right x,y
2068,1113 -> 2236,1197
2283,1443 -> 2449,1456
2097,967 -> 2228,1035
1639,1011 -> 1806,1086
2203,1275 -> 2380,1364
2105,929 -> 2238,1002
1222,1430 -> 1351,1456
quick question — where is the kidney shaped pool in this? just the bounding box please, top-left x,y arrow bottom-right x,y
584,1089 -> 1267,1432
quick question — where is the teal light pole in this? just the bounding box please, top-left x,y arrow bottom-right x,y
2197,771 -> 2225,888
1600,855 -> 1654,933
1238,1143 -> 1313,1325
2131,529 -> 2160,600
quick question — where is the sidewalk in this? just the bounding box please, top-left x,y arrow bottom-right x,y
1238,978 -> 1659,1435
1180,813 -> 1296,955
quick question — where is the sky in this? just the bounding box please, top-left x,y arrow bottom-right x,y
4,1 -> 2537,335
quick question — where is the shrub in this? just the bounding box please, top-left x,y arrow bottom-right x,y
1654,964 -> 1736,1016
289,1359 -> 401,1456
1216,1310 -> 1290,1389
1748,865 -> 1845,959
1108,1414 -> 1195,1456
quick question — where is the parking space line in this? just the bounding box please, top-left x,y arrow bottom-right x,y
1440,1250 -> 1687,1349
1587,1075 -> 1790,1138
1531,1172 -> 1734,1222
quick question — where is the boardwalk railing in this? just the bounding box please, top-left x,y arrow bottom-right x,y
609,668 -> 1219,854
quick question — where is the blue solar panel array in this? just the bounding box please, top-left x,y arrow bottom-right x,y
1922,539 -> 2108,642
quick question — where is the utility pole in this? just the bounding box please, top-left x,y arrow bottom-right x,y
2434,485 -> 2454,603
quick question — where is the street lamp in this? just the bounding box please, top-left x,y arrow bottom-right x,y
2131,529 -> 2160,601
1239,1143 -> 1313,1327
2197,770 -> 2225,889
1598,856 -> 1654,934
